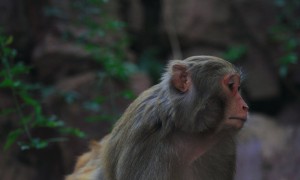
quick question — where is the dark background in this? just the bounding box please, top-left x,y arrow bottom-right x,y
0,0 -> 299,179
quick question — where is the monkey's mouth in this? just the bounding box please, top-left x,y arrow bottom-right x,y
228,117 -> 247,122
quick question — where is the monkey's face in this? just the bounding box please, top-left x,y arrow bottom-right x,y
221,74 -> 249,129
169,58 -> 249,133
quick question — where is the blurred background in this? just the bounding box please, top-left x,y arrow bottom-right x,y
0,0 -> 299,179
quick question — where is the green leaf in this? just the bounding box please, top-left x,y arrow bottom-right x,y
40,116 -> 65,128
18,138 -> 50,150
0,79 -> 24,88
279,53 -> 298,65
63,91 -> 80,104
223,45 -> 247,62
18,138 -> 49,150
20,91 -> 39,107
19,91 -> 44,123
121,90 -> 136,100
93,96 -> 106,104
83,101 -> 101,112
9,63 -> 31,75
18,142 -> 30,151
279,65 -> 288,77
284,39 -> 298,51
59,127 -> 86,138
106,20 -> 125,31
4,129 -> 23,150
31,138 -> 48,149
5,36 -> 13,45
275,0 -> 285,7
0,78 -> 14,87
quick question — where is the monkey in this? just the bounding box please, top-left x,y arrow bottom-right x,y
66,55 -> 249,180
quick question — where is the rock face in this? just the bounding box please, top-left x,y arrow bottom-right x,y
163,0 -> 233,44
32,34 -> 95,84
236,113 -> 300,180
161,0 -> 281,100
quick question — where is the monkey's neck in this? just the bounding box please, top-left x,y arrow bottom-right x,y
172,130 -> 231,165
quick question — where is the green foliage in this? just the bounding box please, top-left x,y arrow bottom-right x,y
1,0 -> 136,151
68,0 -> 134,81
121,89 -> 136,100
223,44 -> 247,63
45,0 -> 134,80
270,0 -> 300,77
64,0 -> 137,123
64,2 -> 136,124
44,0 -> 137,129
0,34 -> 85,150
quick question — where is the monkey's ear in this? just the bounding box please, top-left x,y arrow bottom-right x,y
171,64 -> 191,93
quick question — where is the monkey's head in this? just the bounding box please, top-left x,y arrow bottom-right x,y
162,56 -> 249,133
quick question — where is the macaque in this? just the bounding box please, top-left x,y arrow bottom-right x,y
66,56 -> 249,180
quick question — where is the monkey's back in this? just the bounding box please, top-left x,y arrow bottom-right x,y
102,84 -> 176,180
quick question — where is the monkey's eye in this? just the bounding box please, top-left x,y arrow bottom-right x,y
228,83 -> 241,93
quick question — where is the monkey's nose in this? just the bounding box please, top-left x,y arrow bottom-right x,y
243,104 -> 249,111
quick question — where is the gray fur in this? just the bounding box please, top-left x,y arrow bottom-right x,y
98,56 -> 240,180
